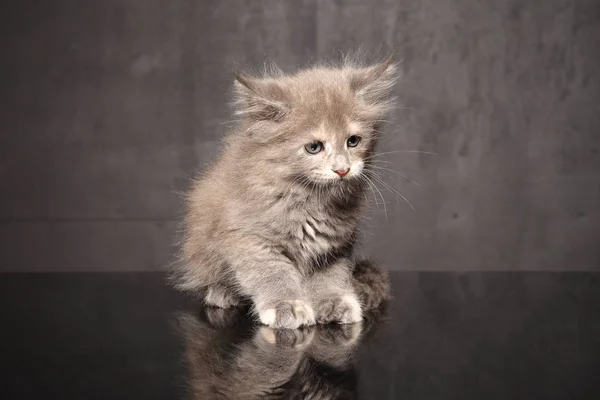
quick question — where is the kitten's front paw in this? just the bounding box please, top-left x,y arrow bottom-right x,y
315,294 -> 362,324
258,300 -> 316,329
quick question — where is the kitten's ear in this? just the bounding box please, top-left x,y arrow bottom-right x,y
233,73 -> 290,122
349,56 -> 398,103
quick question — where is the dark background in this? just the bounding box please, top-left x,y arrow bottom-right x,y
1,0 -> 599,272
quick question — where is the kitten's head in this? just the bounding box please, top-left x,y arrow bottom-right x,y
232,56 -> 398,187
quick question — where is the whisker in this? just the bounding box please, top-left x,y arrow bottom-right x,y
357,175 -> 380,207
368,165 -> 420,186
364,150 -> 438,160
367,159 -> 394,165
220,119 -> 240,126
284,175 -> 306,197
364,170 -> 415,212
361,173 -> 387,219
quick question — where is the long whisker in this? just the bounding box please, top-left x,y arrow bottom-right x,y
367,159 -> 395,165
364,150 -> 438,160
298,176 -> 311,195
362,172 -> 387,219
355,176 -> 371,205
368,165 -> 421,186
364,170 -> 415,211
284,175 -> 306,197
372,118 -> 414,130
367,171 -> 415,211
357,174 -> 380,207
220,119 -> 240,126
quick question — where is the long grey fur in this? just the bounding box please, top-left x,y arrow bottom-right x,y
172,55 -> 395,329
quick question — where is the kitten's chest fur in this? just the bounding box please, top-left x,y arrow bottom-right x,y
269,191 -> 361,272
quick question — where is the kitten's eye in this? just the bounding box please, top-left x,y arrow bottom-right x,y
347,135 -> 361,148
305,141 -> 324,154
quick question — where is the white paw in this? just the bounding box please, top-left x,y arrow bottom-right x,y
259,308 -> 277,326
258,300 -> 316,329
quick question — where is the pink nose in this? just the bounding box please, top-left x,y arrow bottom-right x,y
333,168 -> 350,177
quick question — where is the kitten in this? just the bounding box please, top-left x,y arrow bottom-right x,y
173,56 -> 395,329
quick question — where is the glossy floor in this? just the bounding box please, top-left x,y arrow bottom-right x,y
2,272 -> 599,399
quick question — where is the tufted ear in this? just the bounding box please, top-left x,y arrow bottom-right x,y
233,73 -> 290,122
349,56 -> 398,103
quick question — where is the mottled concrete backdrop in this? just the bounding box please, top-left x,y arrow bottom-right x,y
1,0 -> 599,271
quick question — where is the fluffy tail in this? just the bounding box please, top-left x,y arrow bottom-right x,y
352,260 -> 391,310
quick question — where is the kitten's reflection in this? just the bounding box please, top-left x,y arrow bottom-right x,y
177,307 -> 381,399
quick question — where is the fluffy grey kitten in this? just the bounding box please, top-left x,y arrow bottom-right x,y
174,56 -> 395,329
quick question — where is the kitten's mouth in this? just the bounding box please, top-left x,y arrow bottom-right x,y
288,173 -> 356,189
315,175 -> 355,187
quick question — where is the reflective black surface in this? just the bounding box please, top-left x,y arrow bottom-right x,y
2,272 -> 599,399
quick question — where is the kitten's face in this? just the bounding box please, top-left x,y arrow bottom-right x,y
292,120 -> 375,185
233,57 -> 397,189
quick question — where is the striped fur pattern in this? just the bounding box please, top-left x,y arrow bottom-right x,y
173,56 -> 396,328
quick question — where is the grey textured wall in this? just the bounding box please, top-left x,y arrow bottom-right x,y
1,0 -> 599,272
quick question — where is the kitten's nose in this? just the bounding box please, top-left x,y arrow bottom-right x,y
333,168 -> 350,177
